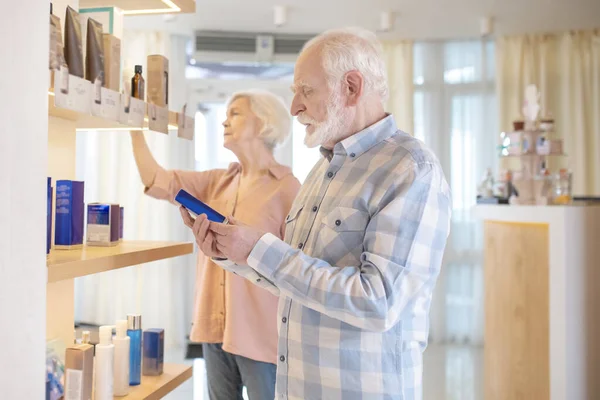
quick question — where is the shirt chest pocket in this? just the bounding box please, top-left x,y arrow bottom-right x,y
284,205 -> 304,242
316,207 -> 370,261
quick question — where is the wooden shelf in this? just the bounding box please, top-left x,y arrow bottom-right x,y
48,91 -> 180,133
117,363 -> 193,400
47,241 -> 193,283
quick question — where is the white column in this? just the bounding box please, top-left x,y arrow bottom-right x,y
0,0 -> 48,398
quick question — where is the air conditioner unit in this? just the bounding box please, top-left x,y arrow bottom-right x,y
194,30 -> 314,64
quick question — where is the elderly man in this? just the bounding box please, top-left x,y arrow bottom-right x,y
181,27 -> 451,399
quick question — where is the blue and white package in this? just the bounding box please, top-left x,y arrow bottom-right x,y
143,329 -> 164,376
54,180 -> 85,249
47,178 -> 53,256
86,203 -> 120,246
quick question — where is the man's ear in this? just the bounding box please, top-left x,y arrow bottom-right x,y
344,70 -> 364,106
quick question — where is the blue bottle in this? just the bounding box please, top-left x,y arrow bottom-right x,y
127,314 -> 142,385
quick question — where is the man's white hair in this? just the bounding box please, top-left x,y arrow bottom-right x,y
227,89 -> 291,151
302,27 -> 388,100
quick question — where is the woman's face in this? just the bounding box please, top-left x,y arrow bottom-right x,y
222,97 -> 262,151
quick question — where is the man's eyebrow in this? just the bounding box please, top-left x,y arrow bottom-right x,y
290,81 -> 311,93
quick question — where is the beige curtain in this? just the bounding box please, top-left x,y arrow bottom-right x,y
383,40 -> 414,134
496,30 -> 600,195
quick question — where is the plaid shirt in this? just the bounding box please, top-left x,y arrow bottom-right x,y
216,115 -> 451,399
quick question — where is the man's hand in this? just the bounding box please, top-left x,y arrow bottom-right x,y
179,207 -> 225,259
210,217 -> 266,265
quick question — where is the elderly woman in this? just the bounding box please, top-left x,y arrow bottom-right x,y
130,89 -> 300,400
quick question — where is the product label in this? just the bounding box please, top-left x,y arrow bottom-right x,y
91,88 -> 120,121
87,205 -> 111,244
94,78 -> 102,105
148,104 -> 169,135
65,369 -> 83,400
178,113 -> 194,141
55,74 -> 91,115
59,65 -> 69,94
119,95 -> 144,128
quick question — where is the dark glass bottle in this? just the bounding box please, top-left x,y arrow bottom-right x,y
131,65 -> 145,100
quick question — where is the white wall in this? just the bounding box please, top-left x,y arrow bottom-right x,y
0,0 -> 48,397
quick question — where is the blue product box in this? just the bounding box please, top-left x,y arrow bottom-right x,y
86,203 -> 120,246
119,206 -> 124,241
47,178 -> 53,256
54,180 -> 85,249
142,329 -> 164,376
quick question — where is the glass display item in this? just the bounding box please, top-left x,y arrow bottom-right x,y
551,169 -> 573,205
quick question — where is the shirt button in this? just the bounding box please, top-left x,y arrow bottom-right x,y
335,220 -> 341,226
350,152 -> 356,158
298,243 -> 304,249
282,317 -> 287,323
327,172 -> 334,178
312,206 -> 318,212
280,355 -> 286,362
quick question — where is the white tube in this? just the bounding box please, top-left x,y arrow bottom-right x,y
113,320 -> 131,396
95,326 -> 115,400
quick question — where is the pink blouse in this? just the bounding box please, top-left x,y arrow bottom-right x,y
145,162 -> 300,364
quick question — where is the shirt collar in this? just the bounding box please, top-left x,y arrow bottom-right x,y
319,114 -> 398,162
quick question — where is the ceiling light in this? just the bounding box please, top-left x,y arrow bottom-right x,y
480,17 -> 494,37
380,11 -> 394,32
122,0 -> 181,15
274,6 -> 287,27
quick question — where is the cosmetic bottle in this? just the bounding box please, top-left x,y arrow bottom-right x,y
143,329 -> 164,376
131,66 -> 145,101
113,320 -> 130,396
127,314 -> 142,385
147,55 -> 168,107
65,344 -> 94,400
82,330 -> 91,344
95,326 -> 114,400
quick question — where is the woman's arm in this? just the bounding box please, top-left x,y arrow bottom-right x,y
130,130 -> 221,203
130,130 -> 163,188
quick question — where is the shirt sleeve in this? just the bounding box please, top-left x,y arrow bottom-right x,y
246,162 -> 451,332
212,258 -> 280,296
144,168 -> 218,204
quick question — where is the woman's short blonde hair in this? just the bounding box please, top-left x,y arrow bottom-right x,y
227,89 -> 291,151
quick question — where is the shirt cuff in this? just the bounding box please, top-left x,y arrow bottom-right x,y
212,257 -> 279,295
247,233 -> 289,280
143,168 -> 172,200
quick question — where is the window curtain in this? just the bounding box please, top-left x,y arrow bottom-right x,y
496,30 -> 600,195
383,40 -> 415,134
414,40 -> 497,346
74,32 -> 196,351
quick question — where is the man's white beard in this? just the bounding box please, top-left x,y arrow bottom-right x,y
298,91 -> 351,149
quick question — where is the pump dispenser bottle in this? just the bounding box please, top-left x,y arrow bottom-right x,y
95,325 -> 114,400
127,314 -> 142,385
113,320 -> 130,396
